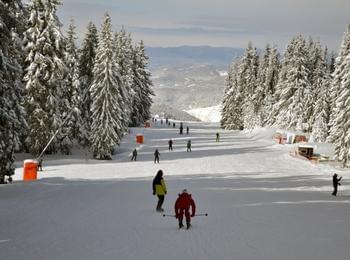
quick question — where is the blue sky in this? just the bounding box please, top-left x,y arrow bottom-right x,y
57,0 -> 350,50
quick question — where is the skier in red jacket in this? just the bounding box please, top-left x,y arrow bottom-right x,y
175,189 -> 196,229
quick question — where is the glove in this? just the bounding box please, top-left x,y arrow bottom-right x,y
152,191 -> 155,195
175,214 -> 179,219
165,191 -> 167,195
191,213 -> 195,217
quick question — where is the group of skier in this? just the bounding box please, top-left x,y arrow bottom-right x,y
152,169 -> 196,229
134,118 -> 345,230
179,122 -> 190,135
150,120 -> 198,229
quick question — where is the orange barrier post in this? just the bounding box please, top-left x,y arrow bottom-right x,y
136,134 -> 144,144
23,160 -> 38,181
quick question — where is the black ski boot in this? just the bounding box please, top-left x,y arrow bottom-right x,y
179,221 -> 184,229
186,222 -> 191,230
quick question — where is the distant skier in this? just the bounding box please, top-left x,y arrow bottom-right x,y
332,173 -> 342,196
187,140 -> 191,152
152,170 -> 167,212
168,139 -> 173,151
175,189 -> 196,229
216,132 -> 220,142
173,122 -> 176,128
166,118 -> 169,124
131,149 -> 137,161
154,149 -> 160,163
179,125 -> 183,135
161,119 -> 163,125
186,126 -> 189,135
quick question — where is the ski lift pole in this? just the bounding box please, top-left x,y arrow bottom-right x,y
37,108 -> 76,160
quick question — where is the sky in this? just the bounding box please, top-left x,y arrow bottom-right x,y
56,0 -> 350,51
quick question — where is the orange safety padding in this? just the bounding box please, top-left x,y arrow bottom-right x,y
23,161 -> 38,181
136,135 -> 144,144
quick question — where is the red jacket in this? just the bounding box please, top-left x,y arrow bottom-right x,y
175,193 -> 196,216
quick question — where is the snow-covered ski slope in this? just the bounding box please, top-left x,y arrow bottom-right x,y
2,122 -> 350,260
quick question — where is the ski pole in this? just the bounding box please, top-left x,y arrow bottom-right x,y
195,213 -> 208,217
163,213 -> 208,217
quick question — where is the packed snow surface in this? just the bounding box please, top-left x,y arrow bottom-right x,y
2,122 -> 350,260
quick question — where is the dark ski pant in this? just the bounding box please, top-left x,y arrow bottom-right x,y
131,155 -> 137,161
332,185 -> 338,196
156,195 -> 164,210
154,156 -> 159,163
169,145 -> 173,151
178,208 -> 191,224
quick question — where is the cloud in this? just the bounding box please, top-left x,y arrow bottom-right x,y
55,0 -> 350,50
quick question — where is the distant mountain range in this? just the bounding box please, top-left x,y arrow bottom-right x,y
147,46 -> 244,118
151,64 -> 227,111
146,45 -> 244,68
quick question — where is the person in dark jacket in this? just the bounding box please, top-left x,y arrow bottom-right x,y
186,126 -> 189,134
152,170 -> 167,212
332,173 -> 342,196
173,122 -> 176,128
175,189 -> 196,229
168,139 -> 173,151
216,132 -> 220,142
131,149 -> 137,161
154,149 -> 160,163
187,140 -> 191,152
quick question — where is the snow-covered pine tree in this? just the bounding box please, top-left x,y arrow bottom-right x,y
262,46 -> 280,126
78,22 -> 98,146
23,0 -> 67,155
221,64 -> 235,129
328,51 -> 336,74
272,36 -> 312,130
268,37 -> 299,126
328,24 -> 350,143
129,41 -> 154,127
328,52 -> 350,166
327,24 -> 350,166
221,60 -> 244,130
0,0 -> 27,182
306,38 -> 318,88
311,47 -> 331,142
114,28 -> 133,128
62,19 -> 83,153
253,44 -> 271,126
238,42 -> 259,129
89,13 -> 124,160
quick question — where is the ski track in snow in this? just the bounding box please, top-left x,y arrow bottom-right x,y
1,122 -> 350,260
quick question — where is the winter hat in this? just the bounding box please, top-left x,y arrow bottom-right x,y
182,189 -> 188,193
